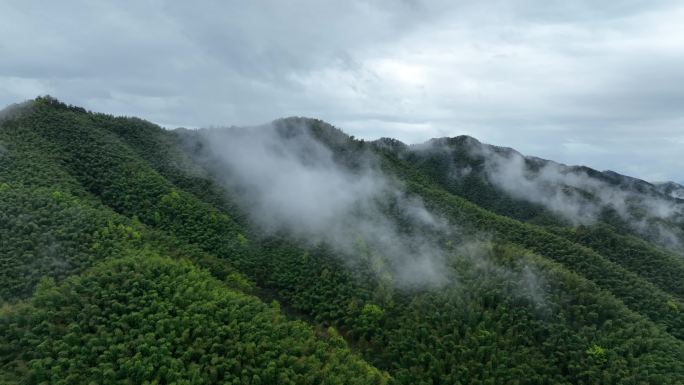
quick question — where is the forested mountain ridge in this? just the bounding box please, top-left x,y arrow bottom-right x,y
396,135 -> 684,248
1,96 -> 683,384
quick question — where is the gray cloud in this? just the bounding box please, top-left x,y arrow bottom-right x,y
1,0 -> 683,181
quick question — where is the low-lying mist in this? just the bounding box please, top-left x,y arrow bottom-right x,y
176,120 -> 553,302
190,120 -> 455,288
469,141 -> 684,252
0,101 -> 32,123
408,137 -> 684,253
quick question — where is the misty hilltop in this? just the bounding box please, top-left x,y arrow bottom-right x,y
1,96 -> 684,384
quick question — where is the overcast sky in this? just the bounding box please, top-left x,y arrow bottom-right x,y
2,1 -> 683,182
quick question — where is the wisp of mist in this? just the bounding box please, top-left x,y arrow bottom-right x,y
472,141 -> 684,252
195,121 -> 454,288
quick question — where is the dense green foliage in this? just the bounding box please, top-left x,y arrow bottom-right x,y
1,97 -> 683,384
558,224 -> 684,301
0,255 -> 387,384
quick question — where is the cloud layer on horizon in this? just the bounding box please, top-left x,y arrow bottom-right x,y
1,0 -> 683,182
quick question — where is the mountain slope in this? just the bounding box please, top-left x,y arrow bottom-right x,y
0,255 -> 387,384
1,97 -> 683,384
0,97 -> 387,384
